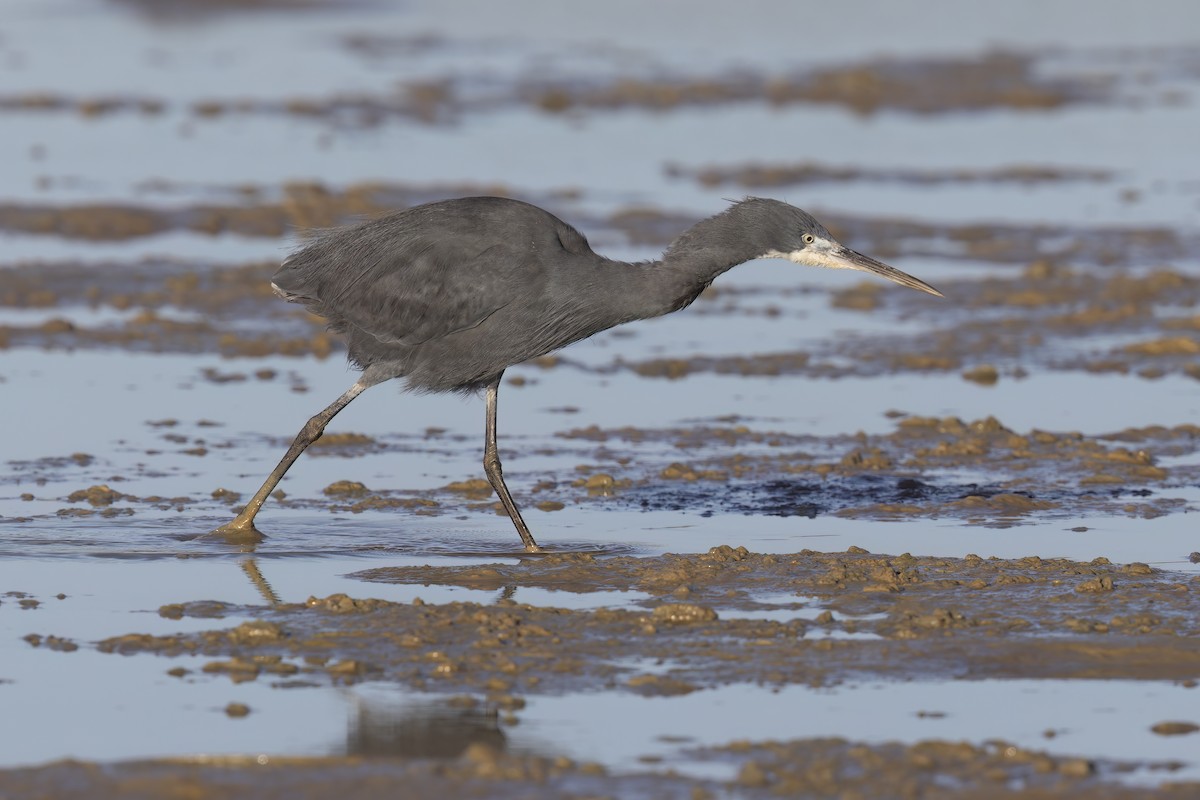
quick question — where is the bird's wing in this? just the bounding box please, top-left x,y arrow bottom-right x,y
279,228 -> 540,348
350,241 -> 532,346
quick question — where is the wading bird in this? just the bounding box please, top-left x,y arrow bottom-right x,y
210,196 -> 941,551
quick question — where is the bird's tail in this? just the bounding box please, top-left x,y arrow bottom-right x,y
270,280 -> 307,303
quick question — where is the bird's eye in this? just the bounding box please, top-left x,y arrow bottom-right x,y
802,234 -> 815,245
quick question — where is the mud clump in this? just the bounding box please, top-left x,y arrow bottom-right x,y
323,481 -> 369,497
961,364 -> 1000,385
341,495 -> 439,515
66,484 -> 129,506
23,634 -> 78,652
1123,336 -> 1200,356
1075,575 -> 1116,593
228,621 -> 287,645
659,463 -> 728,481
626,673 -> 698,695
224,702 -> 251,718
651,603 -> 719,624
310,432 -> 376,450
569,473 -> 632,496
948,493 -> 1059,514
442,479 -> 494,500
306,594 -> 392,614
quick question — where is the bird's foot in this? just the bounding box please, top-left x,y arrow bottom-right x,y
200,516 -> 266,546
518,534 -> 547,554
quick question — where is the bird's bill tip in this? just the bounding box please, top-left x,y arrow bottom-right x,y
836,248 -> 944,298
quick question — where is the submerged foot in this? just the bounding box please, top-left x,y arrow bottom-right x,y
200,517 -> 266,546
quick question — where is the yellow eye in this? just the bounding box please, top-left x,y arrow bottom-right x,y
802,234 -> 815,244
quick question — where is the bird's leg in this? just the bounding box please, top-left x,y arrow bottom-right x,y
483,375 -> 542,553
206,380 -> 368,542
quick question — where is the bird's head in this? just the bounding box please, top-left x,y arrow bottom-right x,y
745,199 -> 943,297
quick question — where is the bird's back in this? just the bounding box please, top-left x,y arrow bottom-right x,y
272,197 -> 599,391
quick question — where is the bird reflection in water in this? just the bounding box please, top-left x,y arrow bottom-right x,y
232,557 -> 522,760
346,697 -> 507,759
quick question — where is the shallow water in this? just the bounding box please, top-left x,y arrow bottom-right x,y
3,0 -> 1200,795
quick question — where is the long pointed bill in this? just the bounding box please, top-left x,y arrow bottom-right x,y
832,247 -> 943,297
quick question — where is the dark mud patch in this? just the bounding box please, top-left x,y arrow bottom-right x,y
548,416 -> 1200,525
86,549 -> 1200,695
2,735 -> 1192,800
622,476 -> 1081,523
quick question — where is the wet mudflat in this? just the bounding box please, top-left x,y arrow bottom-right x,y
93,548 -> 1200,690
3,0 -> 1200,797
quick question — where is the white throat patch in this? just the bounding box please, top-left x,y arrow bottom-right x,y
760,240 -> 852,271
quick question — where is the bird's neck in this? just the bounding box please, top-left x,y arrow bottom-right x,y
663,203 -> 771,281
628,208 -> 764,317
605,256 -> 737,324
585,205 -> 772,322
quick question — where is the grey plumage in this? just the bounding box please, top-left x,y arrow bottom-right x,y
211,196 -> 942,552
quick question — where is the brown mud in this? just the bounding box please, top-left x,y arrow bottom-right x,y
0,181 -> 518,242
0,50 -> 1121,126
1,736 -> 1196,800
668,161 -> 1114,189
85,549 -> 1200,693
528,51 -> 1112,115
